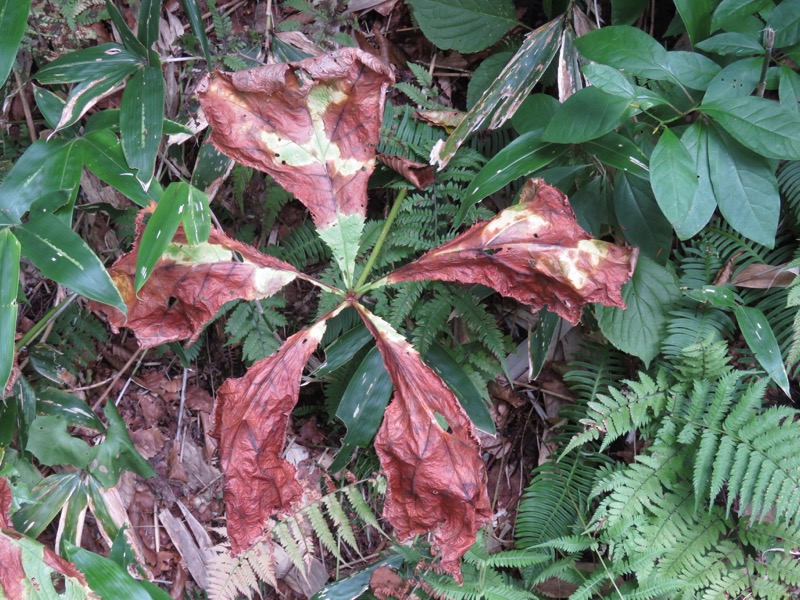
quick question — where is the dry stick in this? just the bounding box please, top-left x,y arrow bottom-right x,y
13,70 -> 36,143
205,0 -> 247,33
92,347 -> 146,411
176,366 -> 189,443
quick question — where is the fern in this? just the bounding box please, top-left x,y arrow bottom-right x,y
223,297 -> 287,364
46,303 -> 108,373
268,220 -> 330,270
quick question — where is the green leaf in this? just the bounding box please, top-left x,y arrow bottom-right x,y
0,139 -> 83,225
613,171 -> 672,262
407,0 -> 518,53
703,95 -> 800,160
611,0 -> 648,24
105,0 -> 148,58
735,305 -> 790,395
596,255 -> 681,366
14,214 -> 126,313
529,308 -> 561,381
181,0 -> 212,64
664,51 -> 720,90
12,473 -> 83,538
511,93 -> 560,135
84,108 -> 194,135
650,127 -> 698,229
767,0 -> 800,47
712,0 -> 771,30
456,134 -> 566,227
676,121 -> 717,239
36,387 -> 106,430
120,64 -> 164,186
33,85 -> 77,136
702,57 -> 762,103
467,50 -> 515,110
81,129 -> 161,207
706,125 -> 779,248
90,402 -> 155,488
674,0 -> 712,45
582,131 -> 649,179
191,135 -> 233,192
134,182 -> 187,291
581,63 -> 635,98
317,213 -> 365,289
0,229 -> 20,393
779,65 -> 800,114
137,0 -> 161,50
35,43 -> 142,84
64,542 -> 171,600
695,32 -> 765,56
425,342 -> 494,434
543,86 -> 635,144
573,25 -> 669,80
182,183 -> 210,244
0,0 -> 31,87
684,285 -> 738,307
55,63 -> 139,131
27,415 -> 95,469
316,324 -> 372,377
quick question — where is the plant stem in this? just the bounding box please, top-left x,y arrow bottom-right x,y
15,294 -> 77,351
354,188 -> 408,292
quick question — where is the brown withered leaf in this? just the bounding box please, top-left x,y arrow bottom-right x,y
356,306 -> 491,580
94,221 -> 299,348
385,178 -> 638,324
213,319 -> 329,553
732,263 -> 800,289
197,48 -> 394,229
377,153 -> 434,189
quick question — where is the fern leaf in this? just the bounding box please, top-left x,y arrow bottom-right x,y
303,503 -> 341,560
322,494 -> 360,554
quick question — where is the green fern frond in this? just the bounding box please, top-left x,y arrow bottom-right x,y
661,306 -> 735,360
412,289 -> 453,355
223,298 -> 286,364
268,220 -> 330,269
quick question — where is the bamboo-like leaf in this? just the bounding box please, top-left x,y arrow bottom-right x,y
55,64 -> 137,131
137,0 -> 161,50
120,63 -> 164,187
735,305 -> 790,396
34,43 -> 142,84
134,182 -> 187,292
0,0 -> 30,87
181,0 -> 212,64
0,230 -> 20,394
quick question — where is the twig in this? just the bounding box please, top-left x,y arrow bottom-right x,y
176,367 -> 189,443
757,27 -> 775,98
92,347 -> 146,411
13,70 -> 36,143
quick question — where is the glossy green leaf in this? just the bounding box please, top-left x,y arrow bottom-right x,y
0,0 -> 30,87
596,255 -> 681,367
611,0 -> 648,25
695,32 -> 764,56
120,64 -> 164,186
134,182 -> 186,291
529,308 -> 561,381
703,95 -> 800,160
0,229 -> 20,394
468,50 -> 515,110
55,63 -> 138,131
432,17 -> 562,168
676,121 -> 717,239
569,175 -> 613,235
65,542 -> 171,600
12,473 -> 83,538
613,171 -> 672,262
316,324 -> 372,377
85,108 -> 194,135
712,0 -> 771,30
32,85 -> 77,136
137,0 -> 161,50
573,25 -> 669,80
35,43 -> 142,84
90,402 -> 156,488
735,305 -> 790,396
0,139 -> 83,225
511,93 -> 560,136
181,0 -> 212,64
27,415 -> 94,469
684,285 -> 738,307
408,0 -> 518,53
81,129 -> 161,207
190,135 -> 232,192
702,57 -> 762,103
664,51 -> 720,90
36,387 -> 106,430
706,125 -> 779,248
581,63 -> 635,98
105,0 -> 148,58
14,214 -> 126,313
426,342 -> 494,434
582,131 -> 649,179
674,0 -> 712,45
182,183 -> 210,244
779,66 -> 800,114
767,0 -> 800,47
330,346 -> 392,472
457,134 -> 566,226
543,86 -> 634,144
650,128 -> 698,229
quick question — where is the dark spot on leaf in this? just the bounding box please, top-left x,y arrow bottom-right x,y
167,297 -> 178,308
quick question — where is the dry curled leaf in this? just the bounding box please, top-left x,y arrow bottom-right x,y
357,306 -> 491,580
377,153 -> 435,189
385,178 -> 638,324
94,217 -> 298,348
213,320 -> 329,553
732,263 -> 800,289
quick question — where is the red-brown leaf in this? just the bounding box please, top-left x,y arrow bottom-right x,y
213,320 -> 328,553
93,217 -> 299,348
356,305 -> 491,579
377,153 -> 435,189
197,48 -> 394,228
385,178 -> 638,324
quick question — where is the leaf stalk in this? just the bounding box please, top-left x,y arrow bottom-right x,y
354,187 -> 408,293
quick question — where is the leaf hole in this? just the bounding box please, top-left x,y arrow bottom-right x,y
167,297 -> 178,308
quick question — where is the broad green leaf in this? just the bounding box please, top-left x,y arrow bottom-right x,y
34,43 -> 142,83
611,0 -> 648,25
0,229 -> 20,394
81,129 -> 161,207
695,32 -> 764,56
779,65 -> 800,114
137,0 -> 161,50
712,0 -> 771,30
64,542 -> 170,600
0,0 -> 30,87
582,131 -> 649,179
767,0 -> 800,47
181,0 -> 212,64
182,183 -> 210,244
316,324 -> 372,377
426,342 -> 494,434
569,175 -> 612,235
702,57 -> 762,103
511,93 -> 560,135
90,402 -> 155,488
457,133 -> 566,226
543,86 -> 635,144
330,346 -> 392,472
650,128 -> 698,229
573,25 -> 669,80
684,285 -> 738,307
706,126 -> 779,248
467,50 -> 515,109
735,305 -> 790,395
704,95 -> 800,161
0,139 -> 83,225
613,171 -> 672,262
36,387 -> 106,430
134,182 -> 187,291
596,255 -> 681,366
84,108 -> 194,135
105,0 -> 148,58
407,0 -> 518,53
581,63 -> 635,98
432,17 -> 562,167
14,214 -> 126,313
529,308 -> 561,381
12,473 -> 83,537
674,0 -> 712,44
677,121 -> 717,239
54,63 -> 139,131
120,64 -> 164,186
27,415 -> 95,469
664,51 -> 720,90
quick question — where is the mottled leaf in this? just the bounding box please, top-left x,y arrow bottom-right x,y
357,306 -> 491,579
384,179 -> 638,325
